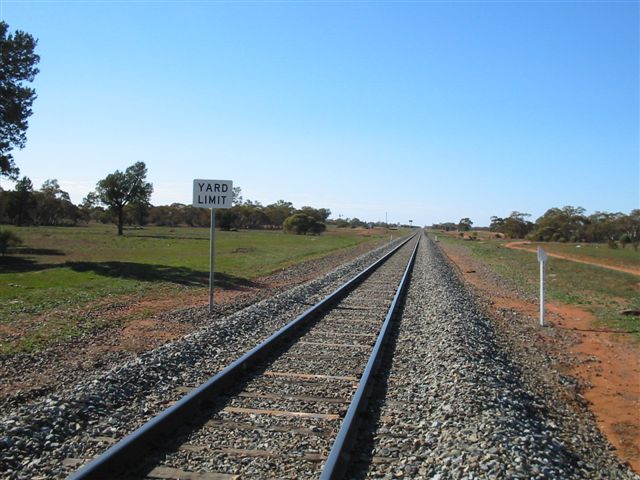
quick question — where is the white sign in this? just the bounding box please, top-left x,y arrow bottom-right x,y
537,247 -> 548,263
538,247 -> 548,262
537,247 -> 547,326
193,179 -> 233,209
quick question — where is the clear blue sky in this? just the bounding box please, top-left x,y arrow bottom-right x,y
1,0 -> 638,226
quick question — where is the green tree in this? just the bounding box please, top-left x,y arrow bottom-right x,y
530,206 -> 587,242
298,206 -> 331,222
232,186 -> 243,206
79,191 -> 103,223
1,22 -> 40,179
490,212 -> 533,239
458,218 -> 473,231
124,200 -> 151,226
620,210 -> 640,243
264,200 -> 295,228
283,213 -> 326,235
95,162 -> 153,235
349,217 -> 367,228
7,176 -> 35,225
35,179 -> 77,225
584,211 -> 623,243
216,209 -> 240,230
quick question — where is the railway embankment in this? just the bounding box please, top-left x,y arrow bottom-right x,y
0,234 -> 636,479
346,236 -> 635,479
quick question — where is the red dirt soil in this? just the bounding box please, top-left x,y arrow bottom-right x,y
440,243 -> 640,473
505,241 -> 640,277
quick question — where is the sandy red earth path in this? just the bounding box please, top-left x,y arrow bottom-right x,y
505,241 -> 640,277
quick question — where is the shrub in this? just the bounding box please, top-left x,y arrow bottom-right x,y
620,234 -> 631,248
308,219 -> 326,235
217,210 -> 239,231
0,229 -> 23,255
283,214 -> 326,235
607,239 -> 618,249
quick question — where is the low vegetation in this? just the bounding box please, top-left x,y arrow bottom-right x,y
283,213 -> 326,235
0,224 -> 398,355
432,207 -> 639,248
435,232 -> 640,341
0,229 -> 22,255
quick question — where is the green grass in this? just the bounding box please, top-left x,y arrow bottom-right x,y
436,234 -> 640,341
520,241 -> 640,270
0,224 -> 396,354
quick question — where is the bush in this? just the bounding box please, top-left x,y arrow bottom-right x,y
620,234 -> 631,248
217,210 -> 239,231
0,229 -> 23,255
607,239 -> 618,249
283,214 -> 326,235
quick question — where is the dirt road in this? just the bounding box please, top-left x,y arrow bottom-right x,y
505,241 -> 640,276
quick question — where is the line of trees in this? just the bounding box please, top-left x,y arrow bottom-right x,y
432,207 -> 640,248
0,164 -> 334,235
0,177 -> 78,226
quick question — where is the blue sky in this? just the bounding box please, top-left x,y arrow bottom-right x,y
1,0 -> 638,226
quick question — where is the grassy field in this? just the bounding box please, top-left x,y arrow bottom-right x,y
0,224 -> 399,354
433,232 -> 640,341
512,241 -> 640,270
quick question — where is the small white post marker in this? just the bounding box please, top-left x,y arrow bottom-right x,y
192,179 -> 233,314
537,247 -> 548,326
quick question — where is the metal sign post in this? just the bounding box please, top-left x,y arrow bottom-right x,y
193,179 -> 233,314
209,208 -> 216,313
537,247 -> 548,326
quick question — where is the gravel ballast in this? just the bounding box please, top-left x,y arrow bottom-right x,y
347,234 -> 637,479
1,232 -> 636,479
0,239 -> 407,479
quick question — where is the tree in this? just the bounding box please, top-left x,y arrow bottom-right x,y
35,179 -> 77,225
584,211 -> 623,243
298,206 -> 331,222
79,191 -> 103,223
232,186 -> 243,206
95,162 -> 153,235
349,217 -> 367,228
264,200 -> 295,228
530,206 -> 587,242
1,22 -> 40,179
283,213 -> 326,235
124,201 -> 151,226
490,212 -> 533,239
458,218 -> 473,231
6,176 -> 35,225
216,209 -> 239,230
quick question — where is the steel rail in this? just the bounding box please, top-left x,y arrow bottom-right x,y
320,232 -> 420,480
68,233 -> 418,480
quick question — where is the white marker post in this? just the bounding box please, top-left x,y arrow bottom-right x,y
193,179 -> 233,314
537,247 -> 548,326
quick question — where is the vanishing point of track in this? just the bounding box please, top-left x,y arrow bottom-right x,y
69,233 -> 421,480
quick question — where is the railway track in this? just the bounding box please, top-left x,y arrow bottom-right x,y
68,233 -> 420,479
